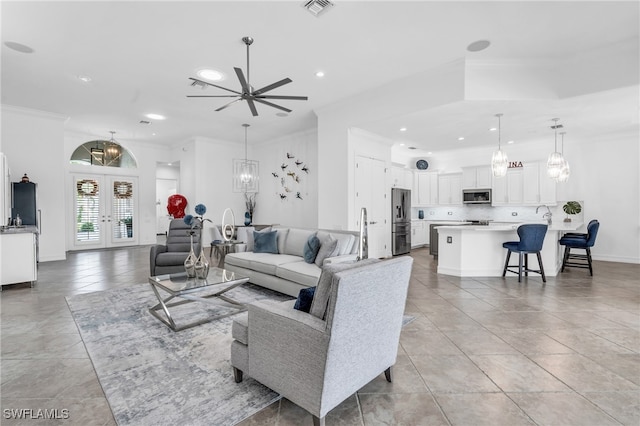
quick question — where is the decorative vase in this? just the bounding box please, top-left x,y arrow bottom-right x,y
184,234 -> 197,278
194,247 -> 210,280
244,211 -> 252,226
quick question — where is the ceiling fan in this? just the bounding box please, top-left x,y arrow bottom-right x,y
187,36 -> 308,117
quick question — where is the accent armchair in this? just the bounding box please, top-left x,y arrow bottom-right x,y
230,256 -> 413,426
149,219 -> 202,276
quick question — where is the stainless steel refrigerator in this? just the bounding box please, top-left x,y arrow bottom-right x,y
391,187 -> 411,255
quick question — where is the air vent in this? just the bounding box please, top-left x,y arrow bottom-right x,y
139,120 -> 151,125
408,146 -> 417,150
550,124 -> 564,129
303,0 -> 334,17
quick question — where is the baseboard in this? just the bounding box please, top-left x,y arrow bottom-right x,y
592,254 -> 640,264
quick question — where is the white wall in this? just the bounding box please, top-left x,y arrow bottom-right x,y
1,105 -> 67,261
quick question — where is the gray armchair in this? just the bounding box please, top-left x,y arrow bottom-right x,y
149,219 -> 202,276
230,256 -> 413,426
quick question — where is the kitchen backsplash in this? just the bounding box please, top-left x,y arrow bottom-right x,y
412,202 -> 585,223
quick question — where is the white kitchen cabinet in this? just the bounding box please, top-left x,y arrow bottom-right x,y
491,162 -> 556,206
438,173 -> 462,205
411,220 -> 428,247
389,166 -> 413,190
414,171 -> 438,206
1,231 -> 37,286
462,166 -> 491,189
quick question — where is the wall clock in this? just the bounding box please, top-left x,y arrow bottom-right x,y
416,159 -> 429,170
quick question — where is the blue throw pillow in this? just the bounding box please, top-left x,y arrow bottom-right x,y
303,235 -> 321,264
293,286 -> 316,313
253,230 -> 278,254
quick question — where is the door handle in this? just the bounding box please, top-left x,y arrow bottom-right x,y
370,221 -> 377,225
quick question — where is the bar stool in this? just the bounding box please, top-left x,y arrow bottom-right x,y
559,220 -> 599,275
502,224 -> 548,282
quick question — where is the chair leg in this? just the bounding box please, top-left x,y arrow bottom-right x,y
518,252 -> 524,282
586,247 -> 593,276
233,367 -> 243,383
561,246 -> 570,272
384,366 -> 393,383
524,253 -> 529,277
537,252 -> 546,283
502,250 -> 511,277
313,415 -> 325,426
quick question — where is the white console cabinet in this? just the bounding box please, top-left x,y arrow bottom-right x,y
1,231 -> 37,287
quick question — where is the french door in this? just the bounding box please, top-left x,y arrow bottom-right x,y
72,174 -> 138,250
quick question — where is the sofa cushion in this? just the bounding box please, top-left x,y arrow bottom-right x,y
316,231 -> 356,256
236,226 -> 255,248
309,258 -> 380,320
225,252 -> 302,276
254,230 -> 278,254
293,287 -> 316,313
276,260 -> 322,287
283,228 -> 316,257
315,235 -> 340,267
276,228 -> 289,254
303,235 -> 321,264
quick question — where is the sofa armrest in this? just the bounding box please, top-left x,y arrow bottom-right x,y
149,245 -> 168,275
323,254 -> 358,266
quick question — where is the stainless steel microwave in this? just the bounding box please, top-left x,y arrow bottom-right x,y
462,189 -> 492,204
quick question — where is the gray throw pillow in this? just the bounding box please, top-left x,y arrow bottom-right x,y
303,235 -> 321,264
314,236 -> 340,267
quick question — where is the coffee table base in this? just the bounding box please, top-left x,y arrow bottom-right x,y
148,279 -> 247,332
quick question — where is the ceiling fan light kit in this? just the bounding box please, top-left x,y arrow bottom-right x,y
187,36 -> 308,117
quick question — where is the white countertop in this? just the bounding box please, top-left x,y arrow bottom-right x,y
436,221 -> 584,232
0,225 -> 39,234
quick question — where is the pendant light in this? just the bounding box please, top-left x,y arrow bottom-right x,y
547,118 -> 565,179
233,124 -> 259,193
556,131 -> 570,182
491,113 -> 508,177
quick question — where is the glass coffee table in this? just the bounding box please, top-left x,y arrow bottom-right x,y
148,267 -> 250,332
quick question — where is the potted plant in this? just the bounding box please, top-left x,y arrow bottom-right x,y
562,201 -> 582,222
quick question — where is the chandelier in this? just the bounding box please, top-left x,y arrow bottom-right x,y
547,118 -> 566,179
491,113 -> 508,177
233,124 -> 259,193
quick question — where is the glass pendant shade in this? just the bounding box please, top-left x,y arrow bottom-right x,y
233,123 -> 259,193
491,150 -> 508,177
490,113 -> 508,177
547,151 -> 565,179
557,160 -> 570,182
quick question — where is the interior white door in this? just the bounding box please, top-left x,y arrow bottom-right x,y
73,174 -> 138,250
354,156 -> 388,259
156,178 -> 177,235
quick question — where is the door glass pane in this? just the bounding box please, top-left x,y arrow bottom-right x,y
75,178 -> 101,242
112,180 -> 134,240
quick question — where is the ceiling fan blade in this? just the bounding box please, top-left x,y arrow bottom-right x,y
234,67 -> 251,94
187,95 -> 240,98
188,78 -> 242,95
253,97 -> 292,113
245,98 -> 259,116
253,78 -> 292,96
257,95 -> 309,100
215,98 -> 243,112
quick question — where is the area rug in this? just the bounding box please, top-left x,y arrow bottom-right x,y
66,283 -> 292,426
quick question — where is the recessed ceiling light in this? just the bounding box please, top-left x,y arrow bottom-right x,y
399,143 -> 405,146
196,68 -> 224,81
467,40 -> 491,52
427,152 -> 432,155
399,127 -> 407,132
145,113 -> 166,120
489,127 -> 497,132
4,41 -> 34,53
77,75 -> 92,83
167,162 -> 172,166
458,137 -> 465,141
152,133 -> 157,136
315,71 -> 325,78
507,140 -> 514,144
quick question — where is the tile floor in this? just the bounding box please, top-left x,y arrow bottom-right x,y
1,246 -> 638,425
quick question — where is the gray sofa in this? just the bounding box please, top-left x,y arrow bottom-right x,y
223,226 -> 360,297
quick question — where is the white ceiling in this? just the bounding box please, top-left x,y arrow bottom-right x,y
2,1 -> 638,154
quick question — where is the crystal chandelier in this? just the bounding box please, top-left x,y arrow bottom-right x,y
556,131 -> 570,182
233,124 -> 259,193
491,113 -> 508,177
547,118 -> 566,179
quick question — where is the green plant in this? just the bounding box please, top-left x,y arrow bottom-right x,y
80,222 -> 95,232
562,201 -> 582,222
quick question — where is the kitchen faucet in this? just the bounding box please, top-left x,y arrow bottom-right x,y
536,205 -> 552,225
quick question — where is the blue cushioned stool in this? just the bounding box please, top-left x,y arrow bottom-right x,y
502,224 -> 548,283
559,220 -> 599,275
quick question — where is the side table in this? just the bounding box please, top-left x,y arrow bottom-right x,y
210,241 -> 241,268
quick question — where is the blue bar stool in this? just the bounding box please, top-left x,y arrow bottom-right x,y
502,224 -> 548,282
559,220 -> 599,275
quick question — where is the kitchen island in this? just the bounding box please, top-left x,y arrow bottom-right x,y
436,221 -> 583,277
